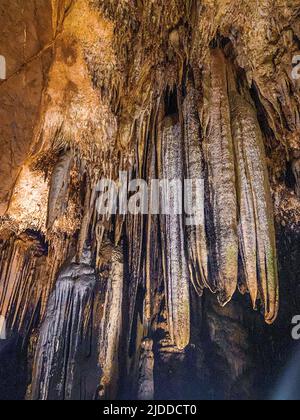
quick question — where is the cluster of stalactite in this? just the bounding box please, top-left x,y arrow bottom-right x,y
0,47 -> 281,400
122,48 -> 279,356
0,231 -> 72,339
203,49 -> 279,324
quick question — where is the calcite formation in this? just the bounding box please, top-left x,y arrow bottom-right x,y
161,119 -> 190,350
0,0 -> 300,401
202,49 -> 239,306
31,251 -> 98,400
183,85 -> 208,296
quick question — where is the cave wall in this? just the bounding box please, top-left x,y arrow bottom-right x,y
0,0 -> 54,215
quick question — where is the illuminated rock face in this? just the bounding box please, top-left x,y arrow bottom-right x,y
0,0 -> 300,400
0,0 -> 53,215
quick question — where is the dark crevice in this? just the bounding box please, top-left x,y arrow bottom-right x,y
164,87 -> 179,117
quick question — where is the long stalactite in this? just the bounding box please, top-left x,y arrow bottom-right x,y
160,115 -> 191,351
228,65 -> 279,323
202,49 -> 239,306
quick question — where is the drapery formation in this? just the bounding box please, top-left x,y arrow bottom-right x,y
202,49 -> 279,323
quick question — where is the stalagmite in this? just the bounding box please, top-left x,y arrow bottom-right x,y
47,150 -> 73,230
99,242 -> 124,399
183,83 -> 208,295
31,251 -> 99,400
161,116 -> 190,350
202,49 -> 238,306
228,70 -> 279,324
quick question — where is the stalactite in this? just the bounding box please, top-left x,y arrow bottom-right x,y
31,252 -> 99,400
47,150 -> 73,230
161,116 -> 190,350
126,211 -> 144,344
202,49 -> 239,306
98,241 -> 124,400
183,83 -> 208,295
0,233 -> 47,337
228,68 -> 279,324
126,115 -> 149,343
40,236 -> 74,317
144,104 -> 163,331
144,120 -> 156,328
95,220 -> 106,268
77,179 -> 92,260
137,338 -> 154,401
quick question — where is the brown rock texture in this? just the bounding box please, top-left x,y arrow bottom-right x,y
0,0 -> 53,215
